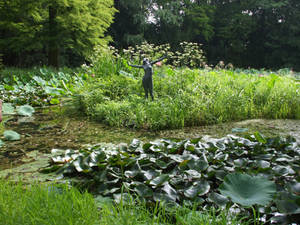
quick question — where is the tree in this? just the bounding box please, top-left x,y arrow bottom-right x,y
0,0 -> 116,67
109,0 -> 151,48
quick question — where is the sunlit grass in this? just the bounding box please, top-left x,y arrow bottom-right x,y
75,67 -> 300,130
0,180 -> 251,225
0,181 -> 100,225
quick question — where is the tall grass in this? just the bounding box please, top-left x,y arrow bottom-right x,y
0,181 -> 99,225
73,67 -> 300,130
0,180 -> 250,225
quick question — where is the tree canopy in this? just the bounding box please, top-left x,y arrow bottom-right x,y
1,0 -> 299,70
0,0 -> 116,67
110,0 -> 300,70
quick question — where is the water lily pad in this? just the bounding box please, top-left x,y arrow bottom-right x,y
4,130 -> 21,141
162,183 -> 178,202
2,103 -> 15,115
207,192 -> 229,207
290,183 -> 300,195
134,183 -> 153,198
276,192 -> 300,214
184,179 -> 210,198
17,105 -> 35,117
187,158 -> 209,171
219,173 -> 276,207
149,174 -> 170,187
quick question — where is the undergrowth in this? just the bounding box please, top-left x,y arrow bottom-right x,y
0,180 -> 250,225
73,67 -> 300,130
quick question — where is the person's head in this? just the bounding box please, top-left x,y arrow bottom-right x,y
143,58 -> 149,65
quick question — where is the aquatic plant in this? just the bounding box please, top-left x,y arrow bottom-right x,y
46,133 -> 300,224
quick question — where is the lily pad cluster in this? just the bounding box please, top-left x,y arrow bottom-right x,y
47,133 -> 300,223
0,68 -> 84,106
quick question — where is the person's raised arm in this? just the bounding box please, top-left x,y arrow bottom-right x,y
151,55 -> 166,65
128,62 -> 143,68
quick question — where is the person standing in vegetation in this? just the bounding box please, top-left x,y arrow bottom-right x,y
128,56 -> 166,100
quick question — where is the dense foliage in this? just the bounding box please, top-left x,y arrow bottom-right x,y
74,65 -> 300,130
0,67 -> 84,106
110,0 -> 300,71
0,0 -> 116,67
47,133 -> 300,224
0,180 -> 249,225
1,0 -> 299,70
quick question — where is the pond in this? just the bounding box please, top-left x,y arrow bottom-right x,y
1,105 -> 300,182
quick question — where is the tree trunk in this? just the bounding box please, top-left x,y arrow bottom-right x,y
48,5 -> 59,68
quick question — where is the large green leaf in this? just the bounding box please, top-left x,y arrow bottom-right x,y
2,103 -> 15,115
162,183 -> 178,202
207,192 -> 229,207
149,174 -> 170,187
187,158 -> 208,171
276,192 -> 300,214
219,173 -> 276,207
184,179 -> 210,198
17,105 -> 35,117
134,182 -> 153,198
4,130 -> 21,141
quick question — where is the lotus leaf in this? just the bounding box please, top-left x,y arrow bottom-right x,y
2,103 -> 15,115
184,180 -> 210,198
17,105 -> 35,116
4,130 -> 20,141
219,173 -> 276,207
46,133 -> 300,223
207,192 -> 229,207
150,174 -> 170,187
134,182 -> 153,198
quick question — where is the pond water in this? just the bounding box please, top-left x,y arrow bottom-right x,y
1,106 -> 300,182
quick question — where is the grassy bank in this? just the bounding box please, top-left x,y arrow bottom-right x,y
74,67 -> 300,130
0,181 -> 99,225
0,180 -> 248,225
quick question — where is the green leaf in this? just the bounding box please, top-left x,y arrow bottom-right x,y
142,170 -> 160,181
33,76 -> 46,85
162,183 -> 178,202
184,179 -> 210,198
17,105 -> 35,116
50,98 -> 60,105
290,183 -> 300,195
207,192 -> 229,207
187,158 -> 208,172
276,192 -> 300,214
2,103 -> 15,115
4,130 -> 21,141
134,183 -> 153,198
219,173 -> 276,207
45,86 -> 62,96
256,160 -> 271,168
149,174 -> 170,187
254,132 -> 267,144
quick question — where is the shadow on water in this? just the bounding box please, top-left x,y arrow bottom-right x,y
1,105 -> 299,181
